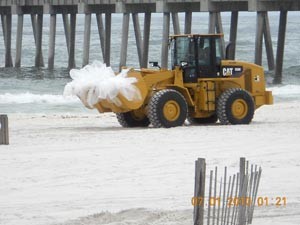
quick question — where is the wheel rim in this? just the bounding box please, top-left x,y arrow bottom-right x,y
231,99 -> 248,119
163,100 -> 180,121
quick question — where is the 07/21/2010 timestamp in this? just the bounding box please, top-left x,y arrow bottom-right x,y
191,196 -> 287,207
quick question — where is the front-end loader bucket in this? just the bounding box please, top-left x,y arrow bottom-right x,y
93,69 -> 148,113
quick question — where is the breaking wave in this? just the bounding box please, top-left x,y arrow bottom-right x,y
268,84 -> 300,101
0,92 -> 79,104
270,85 -> 300,97
1,85 -> 299,106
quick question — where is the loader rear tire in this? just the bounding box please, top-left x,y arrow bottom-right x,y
188,114 -> 218,124
217,88 -> 254,125
116,111 -> 150,127
148,89 -> 187,128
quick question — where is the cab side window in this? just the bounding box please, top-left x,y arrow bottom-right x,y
198,38 -> 211,66
171,37 -> 196,68
215,38 -> 223,65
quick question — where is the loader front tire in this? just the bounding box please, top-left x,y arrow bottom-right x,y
116,110 -> 150,127
217,88 -> 254,125
148,89 -> 187,128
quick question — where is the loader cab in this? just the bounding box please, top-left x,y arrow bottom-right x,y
170,34 -> 224,83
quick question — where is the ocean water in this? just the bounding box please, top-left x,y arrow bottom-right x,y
0,12 -> 299,114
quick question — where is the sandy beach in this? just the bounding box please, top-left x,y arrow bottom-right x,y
0,99 -> 299,225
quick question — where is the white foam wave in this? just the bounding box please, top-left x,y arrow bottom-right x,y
0,92 -> 79,104
269,85 -> 300,97
1,86 -> 298,105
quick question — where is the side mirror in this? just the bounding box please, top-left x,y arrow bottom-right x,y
149,61 -> 161,69
180,61 -> 188,68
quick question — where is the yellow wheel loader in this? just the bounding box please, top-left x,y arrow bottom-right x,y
93,34 -> 273,128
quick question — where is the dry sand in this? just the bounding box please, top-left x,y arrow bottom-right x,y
0,100 -> 299,225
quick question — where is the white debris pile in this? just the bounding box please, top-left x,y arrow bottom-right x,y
64,61 -> 142,108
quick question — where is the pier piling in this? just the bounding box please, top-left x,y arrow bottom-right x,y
62,14 -> 70,55
35,14 -> 44,68
96,13 -> 105,62
15,14 -> 23,67
274,10 -> 288,84
161,12 -> 170,69
2,14 -> 13,67
184,12 -> 192,34
142,13 -> 151,68
132,13 -> 143,67
229,11 -> 238,60
68,13 -> 76,69
119,13 -> 129,70
209,12 -> 217,34
255,12 -> 264,66
172,13 -> 180,35
104,13 -> 111,66
48,14 -> 56,69
82,13 -> 91,67
263,12 -> 275,71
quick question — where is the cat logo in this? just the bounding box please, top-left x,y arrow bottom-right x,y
223,67 -> 234,76
222,66 -> 243,77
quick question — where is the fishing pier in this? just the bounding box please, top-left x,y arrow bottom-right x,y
0,0 -> 299,83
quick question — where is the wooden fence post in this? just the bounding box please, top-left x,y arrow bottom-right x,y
238,157 -> 246,225
0,115 -> 9,145
194,158 -> 206,225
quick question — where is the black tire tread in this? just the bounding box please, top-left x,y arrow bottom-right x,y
148,89 -> 187,128
116,111 -> 150,127
217,88 -> 254,125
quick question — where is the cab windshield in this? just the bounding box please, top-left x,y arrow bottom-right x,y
171,37 -> 195,69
